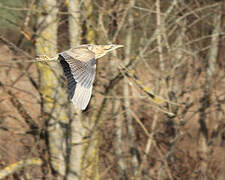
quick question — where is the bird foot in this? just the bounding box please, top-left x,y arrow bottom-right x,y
36,55 -> 51,62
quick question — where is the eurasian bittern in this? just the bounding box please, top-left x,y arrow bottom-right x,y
58,44 -> 123,110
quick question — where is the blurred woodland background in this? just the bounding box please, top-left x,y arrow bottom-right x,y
0,0 -> 225,179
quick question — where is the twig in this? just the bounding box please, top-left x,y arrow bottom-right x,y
0,158 -> 42,179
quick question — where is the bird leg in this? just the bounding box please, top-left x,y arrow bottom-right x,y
35,55 -> 58,62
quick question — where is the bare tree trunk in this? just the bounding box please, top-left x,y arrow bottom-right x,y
68,0 -> 81,47
115,101 -> 126,178
83,0 -> 96,44
198,10 -> 221,180
66,0 -> 83,179
151,1 -> 168,179
35,0 -> 70,178
122,0 -> 138,177
218,0 -> 225,68
213,6 -> 225,180
81,1 -> 99,179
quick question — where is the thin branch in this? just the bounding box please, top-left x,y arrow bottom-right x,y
0,158 -> 42,179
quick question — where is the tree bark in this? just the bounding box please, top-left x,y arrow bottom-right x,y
218,0 -> 225,68
123,0 -> 138,177
66,0 -> 83,179
82,1 -> 99,179
35,0 -> 71,178
198,10 -> 221,180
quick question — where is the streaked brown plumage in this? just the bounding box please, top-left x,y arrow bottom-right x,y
58,44 -> 123,110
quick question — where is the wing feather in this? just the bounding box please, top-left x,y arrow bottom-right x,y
60,53 -> 96,89
58,51 -> 96,110
71,84 -> 93,110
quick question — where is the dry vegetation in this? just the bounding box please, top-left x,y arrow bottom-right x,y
0,0 -> 225,179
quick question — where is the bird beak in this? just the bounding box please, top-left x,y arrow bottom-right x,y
110,44 -> 124,51
114,44 -> 124,48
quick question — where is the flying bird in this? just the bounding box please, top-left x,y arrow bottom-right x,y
58,44 -> 123,110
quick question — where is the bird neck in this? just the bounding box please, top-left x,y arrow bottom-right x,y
95,52 -> 107,59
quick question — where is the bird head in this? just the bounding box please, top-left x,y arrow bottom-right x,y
87,44 -> 124,59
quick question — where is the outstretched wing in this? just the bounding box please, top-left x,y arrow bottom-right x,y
59,49 -> 96,110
